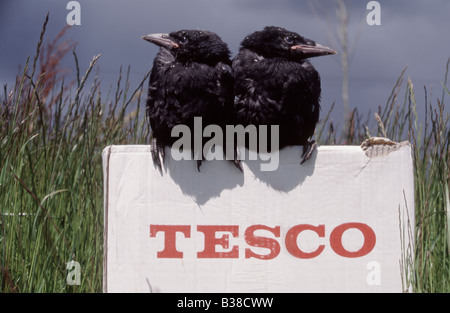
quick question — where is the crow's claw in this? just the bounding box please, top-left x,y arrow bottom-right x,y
301,140 -> 317,165
232,159 -> 243,173
151,138 -> 163,173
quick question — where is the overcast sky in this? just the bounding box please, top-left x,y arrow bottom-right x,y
1,0 -> 449,127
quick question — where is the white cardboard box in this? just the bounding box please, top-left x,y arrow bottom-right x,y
102,144 -> 414,293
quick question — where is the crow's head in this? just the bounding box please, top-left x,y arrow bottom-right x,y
240,26 -> 336,61
143,29 -> 231,65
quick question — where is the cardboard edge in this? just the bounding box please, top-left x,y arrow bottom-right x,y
399,143 -> 416,292
101,145 -> 113,293
101,144 -> 413,157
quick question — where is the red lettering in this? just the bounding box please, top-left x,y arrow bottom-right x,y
197,225 -> 239,258
285,224 -> 325,259
330,223 -> 376,258
245,225 -> 281,260
149,223 -> 376,259
149,225 -> 190,258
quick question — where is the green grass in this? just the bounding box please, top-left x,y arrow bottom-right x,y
0,15 -> 150,292
1,16 -> 449,292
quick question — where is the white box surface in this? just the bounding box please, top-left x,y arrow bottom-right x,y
102,144 -> 414,293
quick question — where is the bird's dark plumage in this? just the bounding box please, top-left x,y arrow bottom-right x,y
143,29 -> 239,172
232,26 -> 336,163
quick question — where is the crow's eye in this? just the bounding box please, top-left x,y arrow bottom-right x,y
284,36 -> 293,44
179,36 -> 188,44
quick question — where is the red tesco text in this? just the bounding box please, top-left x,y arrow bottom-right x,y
149,223 -> 376,259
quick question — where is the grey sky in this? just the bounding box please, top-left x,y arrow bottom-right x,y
1,0 -> 449,127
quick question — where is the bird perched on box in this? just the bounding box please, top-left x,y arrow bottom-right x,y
143,29 -> 241,172
232,26 -> 337,164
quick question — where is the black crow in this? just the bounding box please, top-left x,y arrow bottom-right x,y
143,30 -> 240,172
232,26 -> 336,164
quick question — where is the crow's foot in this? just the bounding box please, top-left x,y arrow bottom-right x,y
151,138 -> 164,173
300,140 -> 317,165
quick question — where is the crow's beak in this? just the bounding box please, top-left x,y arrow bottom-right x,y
142,33 -> 179,49
291,43 -> 337,58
